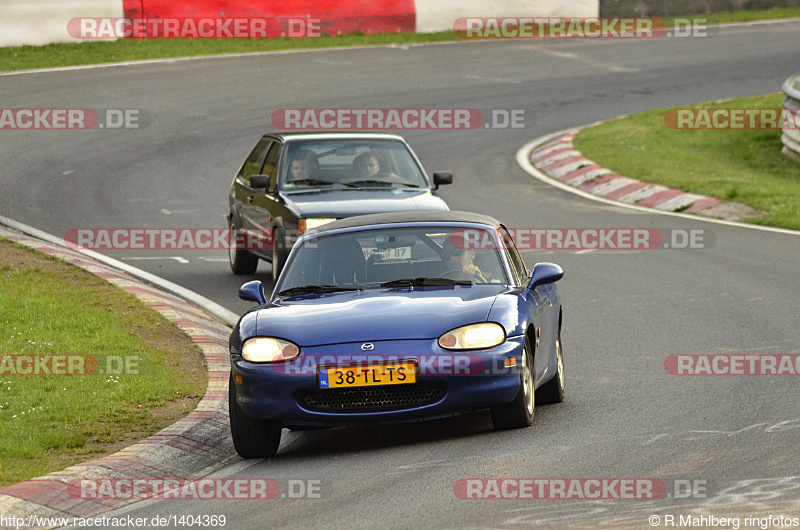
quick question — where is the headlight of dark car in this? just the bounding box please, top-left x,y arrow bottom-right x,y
241,337 -> 300,363
438,323 -> 505,350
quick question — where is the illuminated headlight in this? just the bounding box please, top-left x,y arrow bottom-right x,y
241,337 -> 300,363
438,323 -> 506,350
298,218 -> 336,234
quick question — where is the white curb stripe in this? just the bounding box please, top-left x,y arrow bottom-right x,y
516,128 -> 800,237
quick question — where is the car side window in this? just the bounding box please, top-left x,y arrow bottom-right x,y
238,138 -> 271,182
499,227 -> 527,286
262,142 -> 281,191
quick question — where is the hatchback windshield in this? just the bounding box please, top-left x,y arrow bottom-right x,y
281,140 -> 428,190
276,227 -> 509,297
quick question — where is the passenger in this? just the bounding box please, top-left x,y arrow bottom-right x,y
288,151 -> 320,182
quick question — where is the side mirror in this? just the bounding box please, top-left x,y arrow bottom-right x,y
249,175 -> 269,189
433,172 -> 453,189
239,280 -> 267,305
527,263 -> 564,290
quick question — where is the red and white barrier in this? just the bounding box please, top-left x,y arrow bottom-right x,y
415,0 -> 599,33
1,0 -> 123,47
0,0 -> 598,47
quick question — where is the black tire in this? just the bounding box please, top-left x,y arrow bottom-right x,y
271,229 -> 286,285
491,338 -> 534,430
228,222 -> 258,275
537,331 -> 565,405
229,373 -> 281,458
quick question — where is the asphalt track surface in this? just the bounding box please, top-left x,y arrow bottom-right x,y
2,22 -> 800,529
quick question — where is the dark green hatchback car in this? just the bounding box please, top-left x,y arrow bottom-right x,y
227,132 -> 453,283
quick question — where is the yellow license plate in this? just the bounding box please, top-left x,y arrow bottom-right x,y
319,361 -> 416,389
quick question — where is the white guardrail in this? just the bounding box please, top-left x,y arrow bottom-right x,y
783,73 -> 800,162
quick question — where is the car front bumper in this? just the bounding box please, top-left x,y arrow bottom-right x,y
231,336 -> 525,427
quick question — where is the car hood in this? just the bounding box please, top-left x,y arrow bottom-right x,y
281,189 -> 448,218
255,286 -> 507,346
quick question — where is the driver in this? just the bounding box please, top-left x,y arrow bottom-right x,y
441,235 -> 484,282
352,152 -> 399,180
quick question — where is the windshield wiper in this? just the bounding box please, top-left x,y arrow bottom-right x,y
286,179 -> 357,188
345,179 -> 414,188
379,277 -> 473,288
277,284 -> 363,297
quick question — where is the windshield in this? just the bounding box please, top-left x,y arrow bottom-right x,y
275,227 -> 509,297
280,139 -> 428,190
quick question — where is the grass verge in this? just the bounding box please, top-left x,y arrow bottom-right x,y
0,31 -> 457,72
0,238 -> 206,487
1,7 -> 799,73
572,94 -> 800,230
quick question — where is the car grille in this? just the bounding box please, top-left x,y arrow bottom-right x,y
304,383 -> 445,411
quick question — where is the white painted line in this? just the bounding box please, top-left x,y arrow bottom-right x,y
0,214 -> 240,325
461,74 -> 522,85
123,256 -> 190,264
516,129 -> 800,237
0,39 -> 472,77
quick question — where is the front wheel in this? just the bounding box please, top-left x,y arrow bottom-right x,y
537,332 -> 565,405
228,222 -> 258,275
491,339 -> 534,430
229,374 -> 281,458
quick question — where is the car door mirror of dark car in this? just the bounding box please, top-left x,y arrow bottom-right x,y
239,280 -> 267,305
526,262 -> 564,291
433,172 -> 453,189
249,175 -> 269,189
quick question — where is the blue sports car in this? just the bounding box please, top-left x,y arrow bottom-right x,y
228,211 -> 565,458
